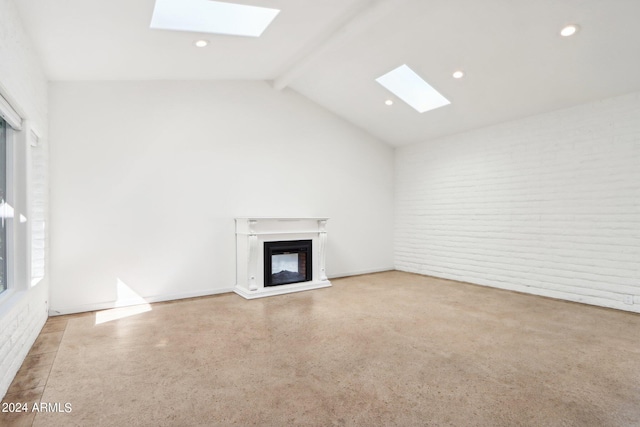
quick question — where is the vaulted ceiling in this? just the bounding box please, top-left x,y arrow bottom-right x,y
15,0 -> 640,146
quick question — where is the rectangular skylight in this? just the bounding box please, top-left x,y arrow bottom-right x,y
376,64 -> 450,113
150,0 -> 280,37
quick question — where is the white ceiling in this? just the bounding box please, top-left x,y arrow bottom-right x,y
15,0 -> 640,146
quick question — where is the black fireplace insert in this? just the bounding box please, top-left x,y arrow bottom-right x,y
264,240 -> 312,287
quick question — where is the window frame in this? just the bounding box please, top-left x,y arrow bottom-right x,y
0,118 -> 15,300
0,118 -> 8,295
0,91 -> 37,311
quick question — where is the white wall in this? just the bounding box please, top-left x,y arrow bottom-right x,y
396,91 -> 640,313
0,0 -> 49,399
49,80 -> 394,314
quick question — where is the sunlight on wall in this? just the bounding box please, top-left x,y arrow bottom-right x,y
95,278 -> 152,325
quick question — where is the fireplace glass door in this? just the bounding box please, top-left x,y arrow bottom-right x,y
264,240 -> 312,286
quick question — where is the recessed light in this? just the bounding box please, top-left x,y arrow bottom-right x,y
151,0 -> 280,37
376,64 -> 450,113
560,24 -> 579,37
452,70 -> 464,79
194,39 -> 208,47
385,99 -> 394,106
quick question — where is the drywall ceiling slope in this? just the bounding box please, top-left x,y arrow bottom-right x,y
287,0 -> 640,145
14,0 -> 365,80
14,0 -> 640,146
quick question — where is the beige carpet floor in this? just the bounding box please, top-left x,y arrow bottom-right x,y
2,271 -> 640,426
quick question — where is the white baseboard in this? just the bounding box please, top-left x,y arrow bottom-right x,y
396,268 -> 640,314
49,287 -> 236,316
328,267 -> 394,279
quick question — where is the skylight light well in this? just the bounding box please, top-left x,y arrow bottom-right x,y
376,64 -> 450,113
151,0 -> 280,37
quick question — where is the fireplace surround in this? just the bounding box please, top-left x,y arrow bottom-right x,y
234,218 -> 331,299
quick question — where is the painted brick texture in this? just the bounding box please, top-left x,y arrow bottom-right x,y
0,289 -> 47,396
0,0 -> 48,127
395,92 -> 640,313
0,0 -> 49,399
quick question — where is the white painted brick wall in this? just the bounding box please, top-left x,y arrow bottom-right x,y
0,0 -> 49,399
0,0 -> 48,127
395,92 -> 640,313
0,288 -> 48,397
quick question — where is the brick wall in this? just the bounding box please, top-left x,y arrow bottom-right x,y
0,0 -> 49,399
0,286 -> 48,395
395,92 -> 640,313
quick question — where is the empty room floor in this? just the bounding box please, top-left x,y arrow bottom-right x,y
2,271 -> 639,426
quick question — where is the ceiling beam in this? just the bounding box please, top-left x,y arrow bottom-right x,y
271,0 -> 406,91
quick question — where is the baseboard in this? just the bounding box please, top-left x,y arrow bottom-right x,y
49,287 -> 236,316
328,267 -> 394,279
397,268 -> 640,314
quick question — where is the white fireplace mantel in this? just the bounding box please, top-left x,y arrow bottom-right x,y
234,218 -> 331,299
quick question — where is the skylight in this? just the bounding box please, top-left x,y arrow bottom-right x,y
150,0 -> 280,37
376,64 -> 450,113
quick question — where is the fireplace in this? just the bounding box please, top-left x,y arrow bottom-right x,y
264,240 -> 312,286
234,218 -> 331,299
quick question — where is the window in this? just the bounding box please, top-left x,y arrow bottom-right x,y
0,117 -> 6,294
0,94 -> 31,298
0,92 -> 44,300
